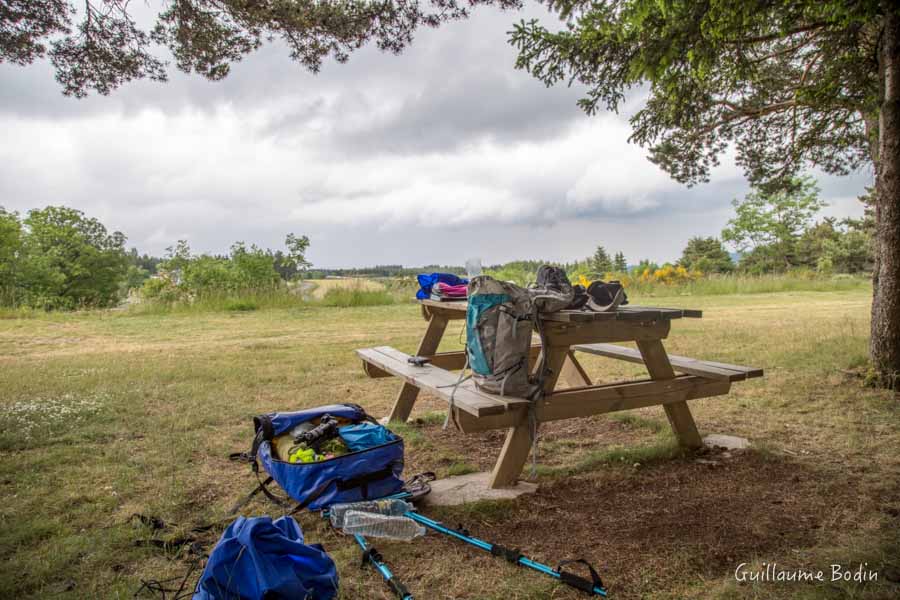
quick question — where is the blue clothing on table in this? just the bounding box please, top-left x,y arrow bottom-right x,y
416,272 -> 468,300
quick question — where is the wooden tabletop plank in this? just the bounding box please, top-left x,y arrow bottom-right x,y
420,299 -> 702,321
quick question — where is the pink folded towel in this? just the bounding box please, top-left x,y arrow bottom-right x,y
434,282 -> 468,297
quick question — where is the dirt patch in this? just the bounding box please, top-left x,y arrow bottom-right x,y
385,409 -> 865,598
404,451 -> 850,598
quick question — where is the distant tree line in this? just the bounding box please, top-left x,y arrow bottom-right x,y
305,264 -> 467,279
572,177 -> 873,281
0,182 -> 874,311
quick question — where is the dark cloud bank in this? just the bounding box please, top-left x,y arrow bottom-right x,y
0,6 -> 871,267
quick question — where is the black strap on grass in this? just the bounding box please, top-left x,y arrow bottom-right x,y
132,513 -> 168,530
131,515 -> 211,599
133,559 -> 204,600
130,514 -> 208,533
556,559 -> 604,594
133,538 -> 205,555
227,475 -> 277,515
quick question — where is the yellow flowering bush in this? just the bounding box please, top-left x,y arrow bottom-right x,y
570,262 -> 704,296
643,264 -> 703,285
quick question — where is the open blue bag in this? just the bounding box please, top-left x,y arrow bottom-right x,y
246,404 -> 405,511
193,515 -> 338,600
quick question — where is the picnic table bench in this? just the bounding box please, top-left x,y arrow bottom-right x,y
357,299 -> 762,489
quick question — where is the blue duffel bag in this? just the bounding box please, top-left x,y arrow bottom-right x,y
236,403 -> 405,512
193,515 -> 338,600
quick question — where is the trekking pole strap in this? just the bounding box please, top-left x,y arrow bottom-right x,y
360,545 -> 383,568
490,544 -> 523,564
557,559 -> 605,595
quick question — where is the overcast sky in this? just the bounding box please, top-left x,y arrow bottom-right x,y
0,6 -> 872,268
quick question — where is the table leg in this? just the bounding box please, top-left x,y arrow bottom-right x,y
488,346 -> 568,488
386,314 -> 449,423
636,339 -> 703,448
560,350 -> 592,387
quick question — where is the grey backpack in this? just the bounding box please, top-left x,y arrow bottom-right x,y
465,268 -> 576,399
465,276 -> 534,397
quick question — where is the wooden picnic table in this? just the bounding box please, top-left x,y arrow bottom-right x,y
357,299 -> 762,489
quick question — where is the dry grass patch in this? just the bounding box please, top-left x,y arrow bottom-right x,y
305,277 -> 386,299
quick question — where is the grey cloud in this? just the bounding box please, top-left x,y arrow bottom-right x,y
0,4 -> 871,267
320,65 -> 583,155
1,6 -> 585,154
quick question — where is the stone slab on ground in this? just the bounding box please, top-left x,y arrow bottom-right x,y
704,434 -> 751,450
422,472 -> 538,506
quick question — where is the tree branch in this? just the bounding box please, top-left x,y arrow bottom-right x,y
725,22 -> 828,45
699,100 -> 798,134
748,33 -> 821,63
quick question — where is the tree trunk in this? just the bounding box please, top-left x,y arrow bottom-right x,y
871,8 -> 900,388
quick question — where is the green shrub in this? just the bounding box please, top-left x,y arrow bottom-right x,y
130,288 -> 305,314
140,240 -> 284,307
224,299 -> 259,312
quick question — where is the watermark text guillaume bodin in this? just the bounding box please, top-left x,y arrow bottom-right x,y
735,562 -> 879,583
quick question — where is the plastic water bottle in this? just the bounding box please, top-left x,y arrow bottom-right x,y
340,511 -> 426,541
329,499 -> 413,528
465,257 -> 483,278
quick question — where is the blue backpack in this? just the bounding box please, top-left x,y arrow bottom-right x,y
236,404 -> 405,512
193,515 -> 338,600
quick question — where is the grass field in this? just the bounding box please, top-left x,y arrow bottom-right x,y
304,278 -> 387,299
1,286 -> 899,599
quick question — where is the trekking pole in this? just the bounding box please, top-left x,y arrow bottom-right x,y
354,534 -> 414,600
404,512 -> 607,597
